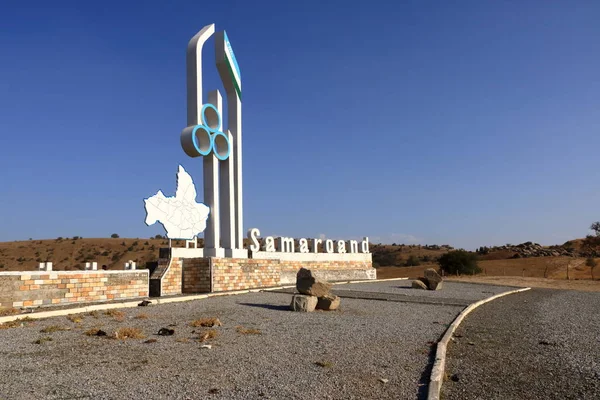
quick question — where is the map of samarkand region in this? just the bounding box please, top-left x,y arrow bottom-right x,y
144,165 -> 209,240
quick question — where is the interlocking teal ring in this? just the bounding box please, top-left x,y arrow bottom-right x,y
181,103 -> 231,160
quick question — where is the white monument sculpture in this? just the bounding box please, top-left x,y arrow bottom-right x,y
144,165 -> 210,240
145,24 -> 247,258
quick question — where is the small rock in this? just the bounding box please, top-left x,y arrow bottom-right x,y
138,300 -> 152,307
412,279 -> 428,290
158,328 -> 175,336
208,388 -> 220,395
290,294 -> 318,312
200,344 -> 212,349
296,268 -> 332,297
379,378 -> 389,384
450,374 -> 460,382
316,294 -> 341,311
95,330 -> 107,337
468,341 -> 475,346
424,268 -> 443,290
144,339 -> 157,344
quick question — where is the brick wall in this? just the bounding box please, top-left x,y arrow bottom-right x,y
278,260 -> 372,272
0,270 -> 149,308
150,254 -> 375,296
160,258 -> 183,296
211,258 -> 280,292
182,258 -> 211,293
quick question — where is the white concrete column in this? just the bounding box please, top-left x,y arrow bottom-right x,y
203,90 -> 225,257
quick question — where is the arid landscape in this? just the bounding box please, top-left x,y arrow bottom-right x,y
1,236 -> 598,292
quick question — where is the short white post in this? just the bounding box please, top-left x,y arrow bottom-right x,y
125,260 -> 137,270
92,262 -> 97,271
38,262 -> 52,271
85,262 -> 91,270
186,236 -> 198,249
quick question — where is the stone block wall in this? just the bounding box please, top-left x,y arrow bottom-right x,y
278,260 -> 375,284
160,258 -> 183,296
211,258 -> 280,292
0,270 -> 149,308
182,258 -> 211,293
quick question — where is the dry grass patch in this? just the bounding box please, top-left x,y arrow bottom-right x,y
66,314 -> 83,323
315,361 -> 334,368
0,307 -> 19,316
236,326 -> 261,335
104,309 -> 125,322
86,310 -> 100,318
114,327 -> 146,340
0,317 -> 35,329
34,336 -> 53,344
135,313 -> 149,320
190,317 -> 222,327
40,325 -> 70,333
176,338 -> 190,343
198,329 -> 219,342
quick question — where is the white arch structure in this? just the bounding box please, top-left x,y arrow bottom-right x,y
181,24 -> 247,258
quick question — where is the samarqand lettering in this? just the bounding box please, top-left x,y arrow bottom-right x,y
247,228 -> 369,254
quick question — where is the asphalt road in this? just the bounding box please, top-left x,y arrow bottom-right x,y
443,288 -> 600,400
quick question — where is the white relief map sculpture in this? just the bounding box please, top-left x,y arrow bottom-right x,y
144,165 -> 209,239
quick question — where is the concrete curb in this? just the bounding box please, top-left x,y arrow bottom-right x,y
0,276 -> 408,325
427,287 -> 531,400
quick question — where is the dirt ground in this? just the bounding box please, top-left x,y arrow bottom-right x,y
445,276 -> 600,292
376,264 -> 600,292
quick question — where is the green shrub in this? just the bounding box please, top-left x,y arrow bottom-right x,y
438,250 -> 481,275
405,255 -> 421,266
111,233 -> 120,238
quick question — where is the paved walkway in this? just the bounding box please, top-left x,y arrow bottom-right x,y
0,280 -> 517,400
443,289 -> 600,400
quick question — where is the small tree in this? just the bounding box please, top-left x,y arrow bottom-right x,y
405,255 -> 421,266
438,250 -> 481,275
582,222 -> 600,257
111,233 -> 120,239
586,257 -> 597,280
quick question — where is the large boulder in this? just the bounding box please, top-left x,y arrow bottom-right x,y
424,268 -> 443,290
316,294 -> 340,311
411,279 -> 428,290
296,268 -> 332,297
290,294 -> 318,312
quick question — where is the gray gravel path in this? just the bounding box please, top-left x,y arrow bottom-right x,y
443,289 -> 600,400
338,280 -> 518,301
0,291 -> 464,400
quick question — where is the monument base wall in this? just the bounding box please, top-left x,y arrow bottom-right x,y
0,270 -> 149,309
153,255 -> 375,296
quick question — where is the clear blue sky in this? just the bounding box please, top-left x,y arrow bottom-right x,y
1,1 -> 599,249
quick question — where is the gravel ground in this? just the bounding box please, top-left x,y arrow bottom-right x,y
443,289 -> 600,400
338,280 -> 517,301
0,291 -> 467,400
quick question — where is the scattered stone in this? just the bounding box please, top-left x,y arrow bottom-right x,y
208,388 -> 220,395
290,294 -> 318,312
412,279 -> 428,290
468,341 -> 475,346
158,328 -> 175,336
144,339 -> 157,344
200,344 -> 212,349
379,378 -> 389,384
138,300 -> 152,307
95,330 -> 107,337
450,373 -> 460,382
316,294 -> 341,311
296,268 -> 332,297
539,340 -> 556,346
424,268 -> 443,290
